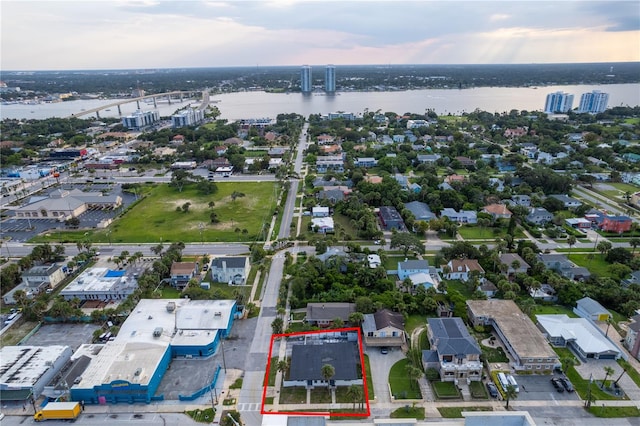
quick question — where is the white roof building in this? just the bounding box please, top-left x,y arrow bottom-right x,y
536,314 -> 621,360
60,267 -> 138,301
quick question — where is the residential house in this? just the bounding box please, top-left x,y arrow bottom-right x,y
409,183 -> 422,194
455,156 -> 476,167
317,189 -> 348,204
444,174 -> 466,185
316,134 -> 336,145
549,194 -> 582,209
622,270 -> 640,287
170,262 -> 199,290
268,147 -> 287,157
312,206 -> 330,217
498,253 -> 530,275
284,341 -> 362,389
437,301 -> 454,318
565,218 -> 592,229
530,284 -> 557,302
538,254 -> 591,281
478,280 -> 498,298
624,315 -> 640,360
526,207 -> 554,225
407,272 -> 438,290
362,309 -> 406,347
482,204 -> 512,220
378,206 -> 406,231
306,303 -> 355,327
404,201 -> 435,222
416,154 -> 441,165
440,208 -> 477,224
394,174 -> 408,189
311,216 -> 335,234
3,264 -> 66,304
503,127 -> 528,138
537,151 -> 569,164
537,315 -> 620,360
445,259 -> 485,282
316,155 -> 344,173
211,257 -> 250,285
510,195 -> 531,207
407,119 -> 430,129
397,259 -> 430,280
573,297 -> 612,322
467,300 -> 559,372
367,254 -> 382,269
354,157 -> 378,168
422,318 -> 482,382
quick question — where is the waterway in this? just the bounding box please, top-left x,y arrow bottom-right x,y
1,84 -> 638,121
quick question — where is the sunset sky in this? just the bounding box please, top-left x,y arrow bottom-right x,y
2,0 -> 639,70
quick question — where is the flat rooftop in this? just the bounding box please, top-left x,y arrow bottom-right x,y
0,345 -> 70,387
467,300 -> 557,360
74,299 -> 235,390
60,267 -> 137,295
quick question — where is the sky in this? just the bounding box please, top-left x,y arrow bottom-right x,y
1,0 -> 639,70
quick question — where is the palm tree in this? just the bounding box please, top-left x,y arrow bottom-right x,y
597,241 -> 612,258
405,364 -> 423,390
346,385 -> 364,410
602,366 -> 615,389
321,364 -> 335,393
504,384 -> 518,409
560,356 -> 576,374
567,235 -> 577,255
348,312 -> 365,326
629,237 -> 640,254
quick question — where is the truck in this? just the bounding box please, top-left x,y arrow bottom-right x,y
34,402 -> 81,422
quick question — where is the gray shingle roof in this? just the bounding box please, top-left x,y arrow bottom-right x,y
288,342 -> 359,381
428,317 -> 481,357
306,303 -> 355,322
211,257 -> 247,269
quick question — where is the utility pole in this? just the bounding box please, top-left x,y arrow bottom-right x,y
585,373 -> 593,408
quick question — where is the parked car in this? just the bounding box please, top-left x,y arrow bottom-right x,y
380,347 -> 389,354
559,377 -> 574,392
486,382 -> 499,398
551,377 -> 565,392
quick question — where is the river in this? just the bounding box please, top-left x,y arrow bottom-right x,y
1,84 -> 638,121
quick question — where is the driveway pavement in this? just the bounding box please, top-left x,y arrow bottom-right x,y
365,346 -> 405,404
574,358 -> 640,401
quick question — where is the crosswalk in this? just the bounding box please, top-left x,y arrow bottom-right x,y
236,402 -> 262,412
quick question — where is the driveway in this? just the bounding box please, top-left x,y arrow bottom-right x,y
365,346 -> 405,404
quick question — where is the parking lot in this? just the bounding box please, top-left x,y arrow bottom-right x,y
505,373 -> 580,401
23,323 -> 101,351
0,184 -> 136,242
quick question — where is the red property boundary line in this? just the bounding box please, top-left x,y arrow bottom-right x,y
261,327 -> 371,417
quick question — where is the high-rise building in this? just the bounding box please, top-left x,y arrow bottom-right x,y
578,90 -> 609,113
544,91 -> 574,113
325,65 -> 336,93
300,65 -> 312,93
122,109 -> 159,130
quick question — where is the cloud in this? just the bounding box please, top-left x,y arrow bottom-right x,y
1,0 -> 638,69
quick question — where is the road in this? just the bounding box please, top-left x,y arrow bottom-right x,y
0,243 -> 249,258
573,185 -> 636,220
238,122 -> 308,425
277,122 -> 308,240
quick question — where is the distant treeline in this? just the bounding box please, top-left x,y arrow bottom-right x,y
2,62 -> 639,98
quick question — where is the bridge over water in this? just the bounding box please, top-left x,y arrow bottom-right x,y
67,90 -> 208,119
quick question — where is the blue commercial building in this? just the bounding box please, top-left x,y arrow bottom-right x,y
70,299 -> 238,404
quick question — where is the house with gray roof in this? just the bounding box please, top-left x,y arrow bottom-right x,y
317,189 -> 346,204
573,297 -> 611,322
404,201 -> 435,222
284,342 -> 362,389
397,259 -> 430,280
422,317 -> 482,382
440,208 -> 477,224
362,309 -> 406,347
526,207 -> 553,225
549,194 -> 582,208
538,254 -> 591,281
306,303 -> 356,328
211,257 -> 250,285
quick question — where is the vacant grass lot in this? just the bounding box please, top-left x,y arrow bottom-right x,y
458,225 -> 525,239
107,182 -> 277,243
389,359 -> 422,399
589,406 -> 640,418
437,407 -> 492,418
390,406 -> 425,419
567,253 -> 614,278
532,305 -> 579,318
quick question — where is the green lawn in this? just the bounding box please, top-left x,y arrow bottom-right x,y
419,329 -> 430,350
63,182 -> 276,243
458,225 -> 525,240
532,305 -> 579,318
432,381 -> 459,398
469,380 -> 488,399
567,253 -> 614,278
309,388 -> 332,403
364,354 -> 375,400
279,386 -> 307,404
437,407 -> 492,418
404,314 -> 427,335
383,255 -> 418,271
185,408 -> 215,423
480,344 -> 509,363
588,406 -> 640,418
389,359 -> 422,399
265,357 -> 278,386
390,406 -> 425,420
